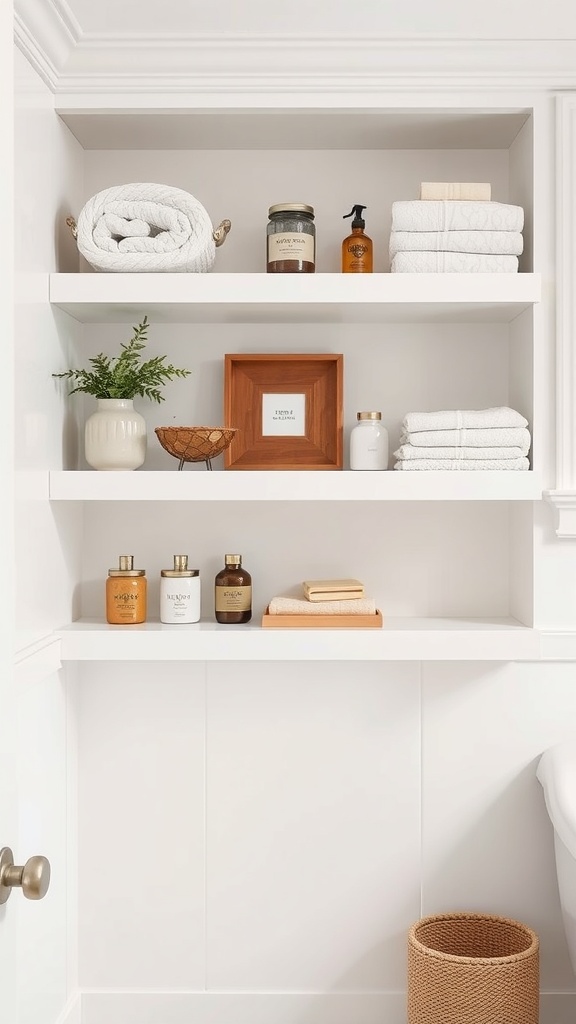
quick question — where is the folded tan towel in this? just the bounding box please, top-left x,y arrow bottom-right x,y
303,578 -> 364,601
420,182 -> 491,201
268,595 -> 377,615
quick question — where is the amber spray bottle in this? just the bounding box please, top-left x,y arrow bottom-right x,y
342,204 -> 373,272
106,554 -> 147,624
214,554 -> 252,624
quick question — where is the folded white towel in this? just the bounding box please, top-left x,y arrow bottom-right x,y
390,230 -> 523,258
268,595 -> 377,615
391,200 -> 524,233
420,183 -> 492,201
75,183 -> 219,273
394,444 -> 528,461
390,252 -> 519,273
402,407 -> 528,433
400,426 -> 531,454
394,458 -> 529,471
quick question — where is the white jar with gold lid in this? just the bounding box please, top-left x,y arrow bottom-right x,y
350,411 -> 389,470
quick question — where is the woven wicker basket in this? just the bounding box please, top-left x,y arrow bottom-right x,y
155,426 -> 237,469
407,912 -> 539,1024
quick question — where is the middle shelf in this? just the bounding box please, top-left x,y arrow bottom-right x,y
48,470 -> 543,502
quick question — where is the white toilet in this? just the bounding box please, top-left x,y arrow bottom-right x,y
537,740 -> 576,973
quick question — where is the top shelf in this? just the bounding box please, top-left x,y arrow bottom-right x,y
49,272 -> 541,325
56,106 -> 532,151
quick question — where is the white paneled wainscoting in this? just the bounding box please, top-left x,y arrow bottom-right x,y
58,660 -> 576,1024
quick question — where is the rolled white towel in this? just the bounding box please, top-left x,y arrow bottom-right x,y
394,457 -> 530,471
389,230 -> 523,258
268,595 -> 377,615
400,426 -> 531,453
75,182 -> 221,273
390,252 -> 519,273
394,444 -> 528,461
391,200 -> 524,233
402,407 -> 528,433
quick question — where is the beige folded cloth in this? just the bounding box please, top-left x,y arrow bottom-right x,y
268,595 -> 377,615
420,182 -> 491,201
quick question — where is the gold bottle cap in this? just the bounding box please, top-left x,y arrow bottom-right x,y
357,411 -> 382,420
224,553 -> 242,566
108,554 -> 146,577
161,554 -> 199,578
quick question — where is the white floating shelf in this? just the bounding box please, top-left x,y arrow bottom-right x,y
57,617 -> 540,662
49,272 -> 541,325
48,470 -> 543,502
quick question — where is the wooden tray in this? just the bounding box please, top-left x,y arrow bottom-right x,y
261,608 -> 383,629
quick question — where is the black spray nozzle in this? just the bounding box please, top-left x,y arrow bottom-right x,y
343,204 -> 367,229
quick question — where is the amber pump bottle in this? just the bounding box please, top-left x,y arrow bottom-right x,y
106,554 -> 147,624
215,554 -> 252,624
342,204 -> 373,273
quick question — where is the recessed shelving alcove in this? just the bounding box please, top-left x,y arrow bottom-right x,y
44,97 -> 542,663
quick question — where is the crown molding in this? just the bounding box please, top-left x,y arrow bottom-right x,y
12,15 -> 576,95
14,0 -> 79,90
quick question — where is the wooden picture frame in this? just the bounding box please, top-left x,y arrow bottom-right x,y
224,353 -> 343,470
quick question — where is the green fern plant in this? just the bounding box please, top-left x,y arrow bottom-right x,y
53,316 -> 191,403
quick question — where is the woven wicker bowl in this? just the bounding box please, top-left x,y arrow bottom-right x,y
155,426 -> 237,468
407,912 -> 539,1024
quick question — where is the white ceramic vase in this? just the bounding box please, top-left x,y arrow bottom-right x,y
84,398 -> 147,471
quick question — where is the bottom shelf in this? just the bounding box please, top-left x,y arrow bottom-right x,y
57,617 -> 540,661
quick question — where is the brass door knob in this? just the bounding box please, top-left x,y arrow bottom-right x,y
0,847 -> 51,904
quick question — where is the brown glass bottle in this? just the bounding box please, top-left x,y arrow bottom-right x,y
341,204 -> 373,273
215,554 -> 252,624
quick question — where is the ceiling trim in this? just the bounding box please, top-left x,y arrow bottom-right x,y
13,3 -> 576,95
14,0 -> 79,90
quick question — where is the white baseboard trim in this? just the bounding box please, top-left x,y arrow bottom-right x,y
79,992 -> 405,1024
56,991 -> 81,1024
76,990 -> 576,1024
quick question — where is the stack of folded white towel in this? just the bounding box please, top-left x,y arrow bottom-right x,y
394,407 -> 531,470
389,200 -> 524,273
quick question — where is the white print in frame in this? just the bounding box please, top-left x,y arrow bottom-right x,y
261,393 -> 306,436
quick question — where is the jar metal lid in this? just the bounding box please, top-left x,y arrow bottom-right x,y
108,569 -> 146,577
161,568 -> 199,577
268,203 -> 314,217
224,554 -> 242,565
357,411 -> 382,420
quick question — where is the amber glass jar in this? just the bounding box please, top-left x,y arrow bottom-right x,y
106,554 -> 147,624
215,554 -> 252,624
266,203 -> 315,273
